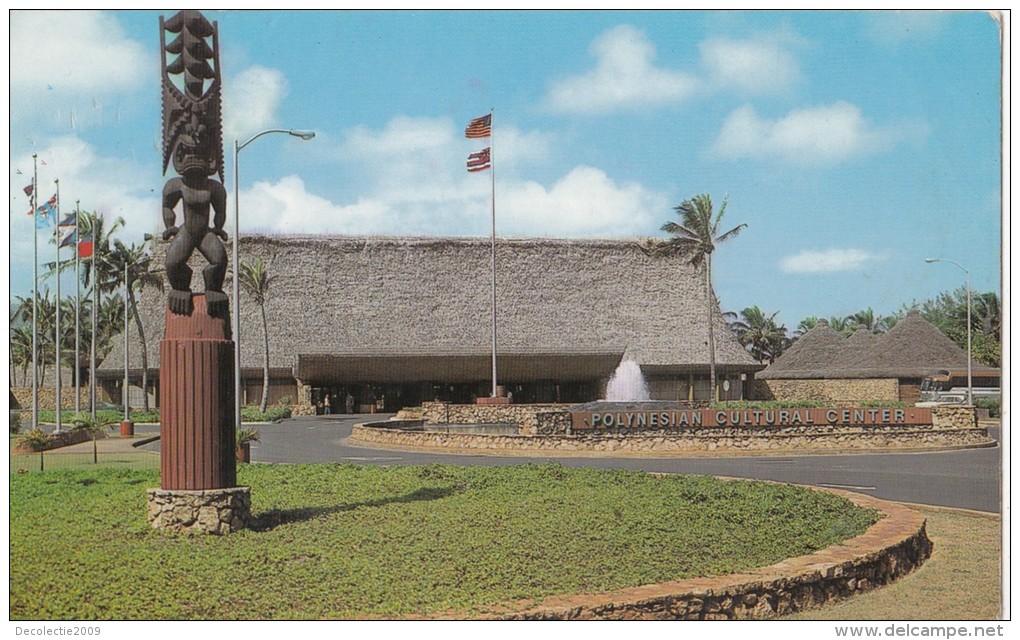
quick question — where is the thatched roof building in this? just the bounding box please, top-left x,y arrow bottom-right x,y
98,235 -> 761,408
755,311 -> 996,404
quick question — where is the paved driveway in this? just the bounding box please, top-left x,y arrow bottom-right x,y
237,414 -> 1003,513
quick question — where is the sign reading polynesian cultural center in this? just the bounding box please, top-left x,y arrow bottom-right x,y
570,407 -> 934,431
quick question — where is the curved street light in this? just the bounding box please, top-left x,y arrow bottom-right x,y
924,258 -> 972,405
233,129 -> 315,430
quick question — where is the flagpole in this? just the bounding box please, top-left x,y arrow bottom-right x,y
489,109 -> 498,399
54,179 -> 62,433
31,154 -> 39,430
75,200 -> 81,415
91,216 -> 98,421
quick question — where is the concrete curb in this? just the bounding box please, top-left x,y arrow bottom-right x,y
468,488 -> 932,620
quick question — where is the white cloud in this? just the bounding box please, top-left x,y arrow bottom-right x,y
234,115 -> 664,239
780,249 -> 878,274
545,25 -> 698,114
10,136 -> 161,249
710,103 -> 897,163
699,37 -> 801,95
501,167 -> 664,237
9,11 -> 147,92
223,66 -> 289,143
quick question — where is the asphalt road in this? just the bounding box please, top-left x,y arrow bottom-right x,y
228,414 -> 1004,513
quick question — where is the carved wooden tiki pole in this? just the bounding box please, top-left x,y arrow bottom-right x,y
158,10 -> 236,491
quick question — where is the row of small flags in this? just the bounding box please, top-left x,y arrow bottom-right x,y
21,183 -> 93,258
465,113 -> 492,173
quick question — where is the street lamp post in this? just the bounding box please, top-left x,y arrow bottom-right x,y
924,258 -> 973,405
232,129 -> 315,429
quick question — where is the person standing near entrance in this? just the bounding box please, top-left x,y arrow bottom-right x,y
346,392 -> 355,414
323,394 -> 331,415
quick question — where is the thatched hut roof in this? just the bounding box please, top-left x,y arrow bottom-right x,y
98,234 -> 760,381
837,310 -> 987,379
756,324 -> 847,379
760,310 -> 992,380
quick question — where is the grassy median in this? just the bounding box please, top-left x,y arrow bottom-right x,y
10,463 -> 877,620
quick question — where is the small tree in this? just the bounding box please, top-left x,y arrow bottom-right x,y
239,257 -> 275,413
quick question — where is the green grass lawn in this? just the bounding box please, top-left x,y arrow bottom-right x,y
10,463 -> 877,620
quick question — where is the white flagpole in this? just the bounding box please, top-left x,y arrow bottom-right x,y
75,200 -> 81,415
489,110 -> 498,399
54,179 -> 62,433
31,154 -> 39,430
90,215 -> 98,421
123,260 -> 130,423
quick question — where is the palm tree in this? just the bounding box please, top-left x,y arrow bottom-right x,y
10,326 -> 32,386
734,306 -> 790,364
846,307 -> 890,334
826,316 -> 855,336
239,257 -> 275,413
644,194 -> 746,401
794,316 -> 819,338
108,240 -> 164,412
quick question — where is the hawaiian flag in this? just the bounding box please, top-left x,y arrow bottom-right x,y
465,114 -> 491,139
77,238 -> 94,259
467,148 -> 491,173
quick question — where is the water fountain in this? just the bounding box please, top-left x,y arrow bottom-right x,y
605,359 -> 650,402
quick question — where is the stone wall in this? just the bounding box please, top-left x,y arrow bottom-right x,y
750,378 -> 900,404
11,387 -> 91,411
491,490 -> 931,620
351,409 -> 989,456
421,401 -> 573,435
147,487 -> 252,535
932,405 -> 978,429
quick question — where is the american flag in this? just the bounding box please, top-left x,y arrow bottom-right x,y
467,148 -> 491,173
465,114 -> 491,139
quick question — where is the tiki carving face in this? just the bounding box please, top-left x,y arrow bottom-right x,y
160,10 -> 229,316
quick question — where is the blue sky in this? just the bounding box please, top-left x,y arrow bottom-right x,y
8,9 -> 1004,329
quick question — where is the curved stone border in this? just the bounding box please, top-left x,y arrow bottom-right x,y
475,488 -> 932,620
349,421 -> 994,458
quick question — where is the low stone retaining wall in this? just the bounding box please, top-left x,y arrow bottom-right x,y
422,402 -> 572,435
11,387 -> 91,411
750,378 -> 901,404
487,490 -> 932,620
349,409 -> 990,457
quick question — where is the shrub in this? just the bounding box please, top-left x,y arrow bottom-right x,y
241,405 -> 291,423
10,410 -> 21,435
277,395 -> 292,407
17,428 -> 51,452
236,426 -> 261,446
974,397 -> 1000,418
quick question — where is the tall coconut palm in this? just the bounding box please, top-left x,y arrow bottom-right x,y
239,257 -> 275,413
11,326 -> 33,386
644,194 -> 746,401
108,240 -> 164,412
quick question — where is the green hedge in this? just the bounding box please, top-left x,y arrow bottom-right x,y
241,405 -> 292,422
974,397 -> 1000,418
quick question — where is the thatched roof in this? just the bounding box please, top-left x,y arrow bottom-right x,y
98,235 -> 760,380
759,311 -> 991,380
756,324 -> 847,379
837,310 -> 987,379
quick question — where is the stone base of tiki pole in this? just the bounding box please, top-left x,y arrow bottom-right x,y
148,292 -> 251,533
